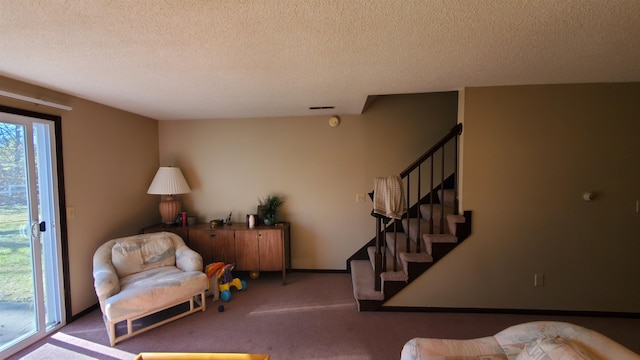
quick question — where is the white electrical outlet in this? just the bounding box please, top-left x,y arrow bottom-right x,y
534,273 -> 544,287
355,193 -> 366,203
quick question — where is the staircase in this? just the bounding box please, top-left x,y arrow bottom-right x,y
348,124 -> 472,311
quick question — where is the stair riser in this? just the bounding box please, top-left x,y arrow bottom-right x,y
383,280 -> 407,299
402,218 -> 447,243
419,204 -> 454,222
385,232 -> 424,256
367,246 -> 402,273
437,189 -> 456,208
431,243 -> 458,262
406,261 -> 432,282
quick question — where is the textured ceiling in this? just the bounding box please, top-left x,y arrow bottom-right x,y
1,1 -> 639,120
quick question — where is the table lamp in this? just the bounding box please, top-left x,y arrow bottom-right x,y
147,167 -> 191,226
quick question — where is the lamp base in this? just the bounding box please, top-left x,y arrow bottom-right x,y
159,195 -> 181,226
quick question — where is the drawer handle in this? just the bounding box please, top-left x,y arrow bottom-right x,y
210,233 -> 216,237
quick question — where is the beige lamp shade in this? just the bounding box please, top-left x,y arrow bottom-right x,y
147,167 -> 191,195
148,167 -> 191,225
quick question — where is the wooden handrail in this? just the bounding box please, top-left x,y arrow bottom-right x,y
400,123 -> 462,178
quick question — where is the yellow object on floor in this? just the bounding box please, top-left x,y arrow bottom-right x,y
135,353 -> 270,360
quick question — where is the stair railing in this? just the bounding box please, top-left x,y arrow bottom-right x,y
373,123 -> 462,291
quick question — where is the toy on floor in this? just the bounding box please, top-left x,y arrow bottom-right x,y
205,262 -> 247,302
217,263 -> 247,301
205,262 -> 224,299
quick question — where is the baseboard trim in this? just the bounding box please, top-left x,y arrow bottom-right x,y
379,306 -> 640,318
289,268 -> 349,274
70,303 -> 100,323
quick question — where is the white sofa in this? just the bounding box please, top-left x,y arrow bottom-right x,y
93,232 -> 208,346
400,321 -> 639,360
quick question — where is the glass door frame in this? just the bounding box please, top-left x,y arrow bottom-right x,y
0,105 -> 70,357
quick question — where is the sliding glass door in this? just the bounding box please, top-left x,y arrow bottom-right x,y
0,111 -> 65,357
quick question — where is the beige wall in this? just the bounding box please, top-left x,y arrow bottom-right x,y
388,83 -> 640,312
0,76 -> 160,316
158,92 -> 458,270
7,76 -> 634,316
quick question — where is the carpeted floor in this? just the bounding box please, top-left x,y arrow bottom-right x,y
8,272 -> 640,359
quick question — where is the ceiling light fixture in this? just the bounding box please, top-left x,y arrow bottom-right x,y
0,90 -> 73,111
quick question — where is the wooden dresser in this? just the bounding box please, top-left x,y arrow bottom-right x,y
142,222 -> 291,284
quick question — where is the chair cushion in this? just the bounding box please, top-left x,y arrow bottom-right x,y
104,265 -> 207,321
112,234 -> 176,278
516,337 -> 602,360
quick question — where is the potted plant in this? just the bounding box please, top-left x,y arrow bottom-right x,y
259,195 -> 284,225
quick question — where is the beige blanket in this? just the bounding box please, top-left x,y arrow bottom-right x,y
373,175 -> 406,219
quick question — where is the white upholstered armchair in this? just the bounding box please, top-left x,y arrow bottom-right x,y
93,231 -> 208,346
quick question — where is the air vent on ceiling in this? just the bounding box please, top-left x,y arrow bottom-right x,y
309,106 -> 335,110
